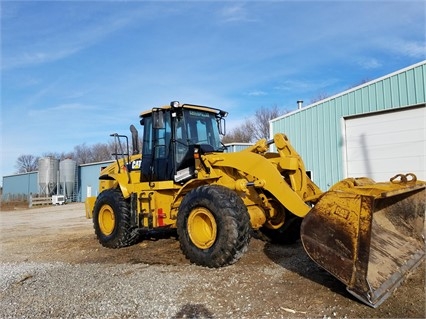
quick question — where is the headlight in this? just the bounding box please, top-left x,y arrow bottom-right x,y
219,110 -> 228,117
170,101 -> 181,108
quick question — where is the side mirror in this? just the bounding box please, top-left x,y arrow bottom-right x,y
219,118 -> 226,135
153,110 -> 165,129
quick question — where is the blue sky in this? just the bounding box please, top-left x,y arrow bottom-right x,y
1,0 -> 425,180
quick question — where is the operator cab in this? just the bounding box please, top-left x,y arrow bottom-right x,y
139,101 -> 227,183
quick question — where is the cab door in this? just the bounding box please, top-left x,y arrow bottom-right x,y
141,110 -> 173,181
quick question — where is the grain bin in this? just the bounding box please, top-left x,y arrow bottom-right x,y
59,159 -> 77,198
38,157 -> 59,196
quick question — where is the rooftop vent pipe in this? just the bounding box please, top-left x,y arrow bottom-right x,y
297,100 -> 303,109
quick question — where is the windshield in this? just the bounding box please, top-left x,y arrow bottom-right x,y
175,109 -> 223,151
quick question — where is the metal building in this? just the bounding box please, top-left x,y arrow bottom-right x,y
79,160 -> 113,201
2,172 -> 38,201
224,143 -> 253,152
270,61 -> 426,191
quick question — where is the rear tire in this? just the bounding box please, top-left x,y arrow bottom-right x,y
92,188 -> 139,248
177,185 -> 251,268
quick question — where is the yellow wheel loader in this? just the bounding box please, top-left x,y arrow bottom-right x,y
85,101 -> 425,308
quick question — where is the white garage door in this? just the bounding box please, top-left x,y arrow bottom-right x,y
344,105 -> 425,182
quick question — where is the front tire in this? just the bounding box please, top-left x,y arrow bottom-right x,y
177,185 -> 251,268
92,188 -> 139,248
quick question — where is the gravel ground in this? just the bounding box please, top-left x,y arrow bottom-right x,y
1,262 -> 211,318
0,203 -> 424,318
1,261 -> 304,319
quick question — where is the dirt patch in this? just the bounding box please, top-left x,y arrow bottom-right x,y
1,203 -> 424,318
0,200 -> 29,211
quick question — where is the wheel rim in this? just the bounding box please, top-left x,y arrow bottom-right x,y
98,204 -> 115,235
187,207 -> 217,249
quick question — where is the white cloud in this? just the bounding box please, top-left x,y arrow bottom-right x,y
274,80 -> 312,92
1,4 -> 147,70
3,48 -> 82,70
27,103 -> 96,117
247,90 -> 267,97
389,40 -> 426,59
273,78 -> 338,92
218,3 -> 257,23
357,57 -> 382,70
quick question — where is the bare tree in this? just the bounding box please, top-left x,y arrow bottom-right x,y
222,105 -> 287,143
15,154 -> 39,173
73,143 -> 93,165
251,105 -> 283,140
222,122 -> 254,143
91,143 -> 114,163
42,151 -> 74,161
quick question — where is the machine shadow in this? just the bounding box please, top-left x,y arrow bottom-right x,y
262,240 -> 357,302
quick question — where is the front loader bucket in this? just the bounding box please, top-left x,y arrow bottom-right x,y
301,177 -> 425,308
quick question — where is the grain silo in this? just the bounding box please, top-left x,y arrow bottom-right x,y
38,157 -> 59,196
59,159 -> 77,199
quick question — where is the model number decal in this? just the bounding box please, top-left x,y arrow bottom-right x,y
189,110 -> 209,118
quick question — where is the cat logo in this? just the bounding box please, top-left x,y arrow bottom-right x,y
131,160 -> 141,170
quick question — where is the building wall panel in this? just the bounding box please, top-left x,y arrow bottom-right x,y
2,172 -> 38,200
79,161 -> 113,201
271,61 -> 426,190
224,143 -> 253,152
